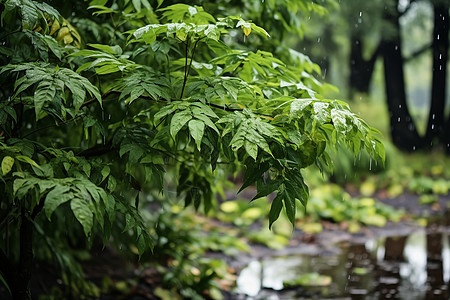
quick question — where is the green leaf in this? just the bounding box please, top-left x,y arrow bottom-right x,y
269,194 -> 283,229
119,144 -> 144,165
0,273 -> 11,295
188,119 -> 205,151
44,185 -> 72,219
1,156 -> 14,175
70,197 -> 94,236
170,110 -> 192,139
34,81 -> 56,119
252,179 -> 281,201
238,160 -> 270,193
244,140 -> 258,160
282,184 -> 296,226
15,155 -> 42,169
101,165 -> 110,182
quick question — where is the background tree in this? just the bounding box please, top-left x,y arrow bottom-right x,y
0,0 -> 384,299
303,0 -> 449,152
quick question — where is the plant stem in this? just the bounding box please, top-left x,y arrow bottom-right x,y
180,39 -> 190,100
180,37 -> 206,100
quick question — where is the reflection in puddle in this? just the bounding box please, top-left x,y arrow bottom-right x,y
236,228 -> 450,299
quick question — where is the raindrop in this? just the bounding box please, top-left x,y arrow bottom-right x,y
440,65 -> 442,70
398,104 -> 402,108
437,34 -> 440,40
351,59 -> 356,65
394,45 -> 398,50
317,37 -> 321,43
439,54 -> 442,60
356,40 -> 360,45
432,114 -> 435,120
108,114 -> 111,120
397,117 -> 401,122
359,11 -> 362,17
447,144 -> 450,148
431,124 -> 435,130
413,146 -> 416,151
369,157 -> 372,170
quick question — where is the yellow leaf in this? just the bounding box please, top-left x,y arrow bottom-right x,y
63,34 -> 74,44
49,19 -> 61,36
241,26 -> 251,37
1,156 -> 14,175
56,27 -> 70,41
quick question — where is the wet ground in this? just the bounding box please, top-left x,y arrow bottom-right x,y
2,194 -> 449,300
228,194 -> 450,299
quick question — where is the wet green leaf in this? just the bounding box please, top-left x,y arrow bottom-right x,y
71,197 -> 93,236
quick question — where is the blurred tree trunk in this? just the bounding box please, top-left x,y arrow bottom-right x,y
381,0 -> 422,151
349,34 -> 379,96
426,2 -> 450,152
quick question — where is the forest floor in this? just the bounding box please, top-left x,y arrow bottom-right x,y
2,193 -> 448,300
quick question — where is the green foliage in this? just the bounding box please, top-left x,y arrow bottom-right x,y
0,0 -> 385,298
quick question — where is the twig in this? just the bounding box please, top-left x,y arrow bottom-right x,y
180,39 -> 190,99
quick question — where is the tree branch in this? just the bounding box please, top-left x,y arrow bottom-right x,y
404,43 -> 432,62
76,140 -> 116,158
180,39 -> 190,99
80,90 -> 114,109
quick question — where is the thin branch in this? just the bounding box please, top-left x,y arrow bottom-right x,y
404,43 -> 432,62
76,141 -> 115,157
80,90 -> 114,109
180,39 -> 190,99
180,37 -> 205,99
21,115 -> 83,139
22,91 -> 114,138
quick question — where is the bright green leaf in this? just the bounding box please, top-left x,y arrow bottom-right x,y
188,119 -> 205,151
1,156 -> 14,175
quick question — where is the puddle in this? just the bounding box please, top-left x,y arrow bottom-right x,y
236,225 -> 450,299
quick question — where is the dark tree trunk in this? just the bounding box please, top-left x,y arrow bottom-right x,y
425,3 -> 449,148
11,211 -> 33,300
349,34 -> 380,96
381,0 -> 422,151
